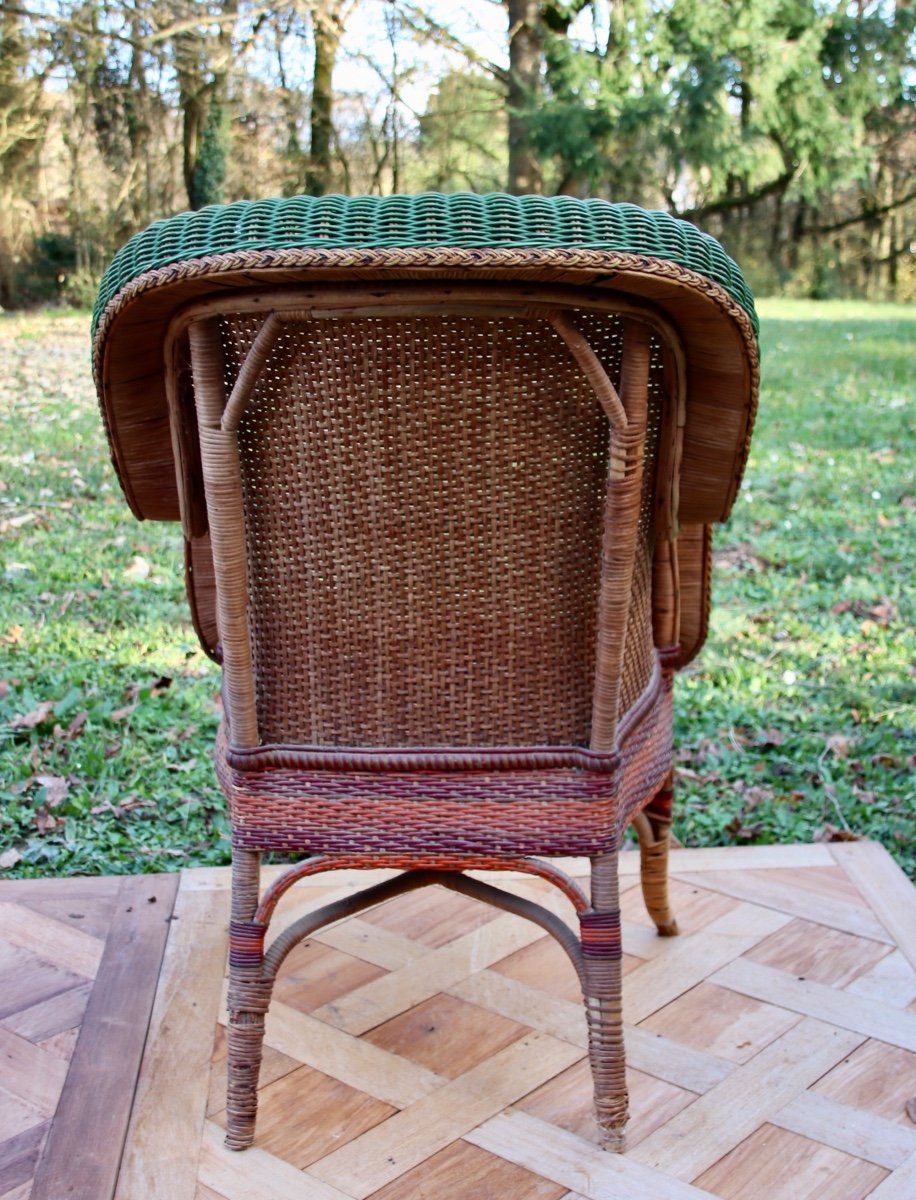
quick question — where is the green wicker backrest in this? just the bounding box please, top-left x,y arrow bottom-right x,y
92,193 -> 757,339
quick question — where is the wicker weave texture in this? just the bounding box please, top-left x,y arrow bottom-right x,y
220,310 -> 660,750
92,193 -> 758,338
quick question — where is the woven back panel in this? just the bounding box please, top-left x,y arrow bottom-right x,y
220,312 -> 660,748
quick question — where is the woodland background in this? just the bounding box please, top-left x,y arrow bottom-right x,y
1,0 -> 914,310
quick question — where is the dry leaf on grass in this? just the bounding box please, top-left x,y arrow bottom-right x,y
9,700 -> 54,729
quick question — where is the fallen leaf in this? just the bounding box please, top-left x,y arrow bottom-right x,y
54,711 -> 88,741
34,774 -> 69,806
0,848 -> 22,869
9,701 -> 55,730
675,766 -> 701,781
756,728 -> 785,747
90,796 -> 155,818
814,824 -> 861,843
871,753 -> 899,768
110,704 -> 137,722
2,625 -> 24,645
826,734 -> 853,759
34,807 -> 59,834
123,555 -> 151,581
868,598 -> 897,626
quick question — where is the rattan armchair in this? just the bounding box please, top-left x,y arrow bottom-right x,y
92,192 -> 758,1153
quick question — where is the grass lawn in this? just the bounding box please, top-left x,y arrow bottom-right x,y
0,300 -> 913,879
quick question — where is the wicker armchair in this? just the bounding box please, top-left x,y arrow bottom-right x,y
92,193 -> 758,1153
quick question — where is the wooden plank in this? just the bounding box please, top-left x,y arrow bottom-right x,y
627,1018 -> 864,1180
271,939 -> 385,1012
224,1064 -> 395,1172
0,1182 -> 35,1200
367,1138 -> 568,1200
0,981 -> 92,1043
114,876 -> 227,1200
623,1026 -> 733,1097
0,877 -> 120,903
0,1027 -> 68,1115
517,1056 -> 695,1151
15,888 -> 119,943
467,1110 -> 718,1199
219,990 -> 444,1108
710,959 -> 916,1052
830,842 -> 916,973
744,918 -> 891,988
308,1032 -> 582,1198
845,950 -> 916,1009
811,1039 -> 916,1124
364,992 -> 530,1079
864,1149 -> 916,1200
622,903 -> 791,1025
638,980 -> 802,1065
360,887 -> 509,949
312,913 -> 546,1036
0,1088 -> 46,1142
196,1121 -> 354,1200
674,870 -> 892,943
0,901 -> 105,980
0,1122 -> 48,1198
771,1090 -> 916,1170
664,845 -> 834,872
30,872 -> 179,1200
449,969 -> 733,1094
693,1122 -> 887,1200
314,916 -> 427,970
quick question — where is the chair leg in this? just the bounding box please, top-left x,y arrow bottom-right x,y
225,848 -> 272,1151
581,852 -> 628,1152
633,771 -> 679,937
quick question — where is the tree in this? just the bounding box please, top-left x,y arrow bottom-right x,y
0,9 -> 52,306
418,69 -> 507,192
505,0 -> 543,192
306,0 -> 350,195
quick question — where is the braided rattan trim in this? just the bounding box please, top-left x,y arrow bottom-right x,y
92,245 -> 759,380
225,743 -> 621,774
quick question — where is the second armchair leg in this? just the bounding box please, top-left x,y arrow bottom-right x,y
633,771 -> 679,937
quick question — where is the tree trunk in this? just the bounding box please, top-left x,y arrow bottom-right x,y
306,3 -> 343,196
505,0 -> 542,194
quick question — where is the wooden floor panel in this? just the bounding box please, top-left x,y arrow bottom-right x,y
2,842 -> 914,1198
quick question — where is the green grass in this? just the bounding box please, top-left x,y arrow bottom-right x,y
0,302 -> 913,879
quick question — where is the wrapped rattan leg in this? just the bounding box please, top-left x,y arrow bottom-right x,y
581,852 -> 628,1152
226,849 -> 270,1150
633,772 -> 679,937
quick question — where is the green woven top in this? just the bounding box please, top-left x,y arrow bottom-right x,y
93,192 -> 757,337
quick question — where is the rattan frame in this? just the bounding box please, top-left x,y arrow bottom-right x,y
165,285 -> 687,1153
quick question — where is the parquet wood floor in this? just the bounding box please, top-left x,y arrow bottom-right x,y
3,842 -> 914,1199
